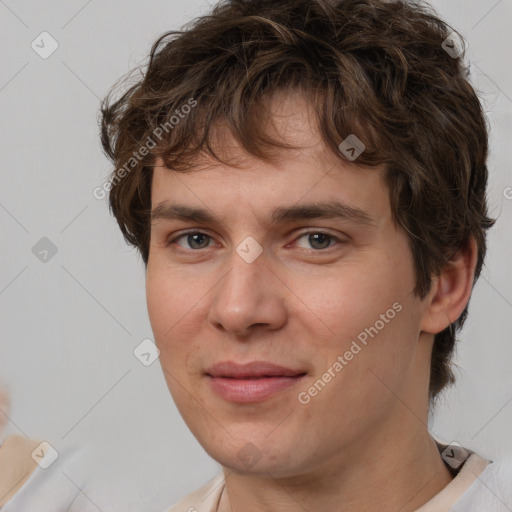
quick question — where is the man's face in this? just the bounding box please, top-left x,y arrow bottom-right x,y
146,93 -> 432,477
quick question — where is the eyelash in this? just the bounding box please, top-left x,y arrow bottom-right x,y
166,229 -> 345,252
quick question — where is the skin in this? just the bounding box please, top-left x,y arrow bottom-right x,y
146,91 -> 477,511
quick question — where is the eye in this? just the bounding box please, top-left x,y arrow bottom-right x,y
167,230 -> 344,252
169,231 -> 214,250
294,231 -> 342,250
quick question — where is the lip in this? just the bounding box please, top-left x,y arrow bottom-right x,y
205,361 -> 306,378
205,361 -> 307,403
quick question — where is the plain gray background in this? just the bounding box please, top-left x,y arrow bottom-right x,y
1,0 -> 511,510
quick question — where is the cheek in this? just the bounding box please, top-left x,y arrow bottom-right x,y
291,258 -> 411,343
146,265 -> 201,352
290,249 -> 419,398
146,268 -> 205,406
146,270 -> 172,341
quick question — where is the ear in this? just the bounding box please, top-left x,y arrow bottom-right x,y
420,236 -> 478,334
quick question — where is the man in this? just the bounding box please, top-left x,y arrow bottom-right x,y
100,0 -> 510,510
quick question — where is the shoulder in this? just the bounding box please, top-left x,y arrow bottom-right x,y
452,453 -> 512,511
163,473 -> 225,512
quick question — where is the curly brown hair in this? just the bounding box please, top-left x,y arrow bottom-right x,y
100,0 -> 495,400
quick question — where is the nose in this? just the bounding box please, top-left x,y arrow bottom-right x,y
207,244 -> 288,339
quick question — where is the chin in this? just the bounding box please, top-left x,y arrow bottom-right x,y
199,433 -> 303,476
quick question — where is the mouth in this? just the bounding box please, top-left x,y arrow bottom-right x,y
205,361 -> 307,403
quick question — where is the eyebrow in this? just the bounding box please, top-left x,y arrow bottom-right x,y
151,200 -> 375,227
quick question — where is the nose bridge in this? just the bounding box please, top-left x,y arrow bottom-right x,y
208,239 -> 286,335
219,240 -> 268,308
222,232 -> 267,287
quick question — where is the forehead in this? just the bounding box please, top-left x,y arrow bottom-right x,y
150,90 -> 389,221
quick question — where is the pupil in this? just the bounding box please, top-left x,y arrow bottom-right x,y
309,233 -> 330,249
189,233 -> 208,249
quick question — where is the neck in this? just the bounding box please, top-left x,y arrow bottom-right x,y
219,418 -> 453,512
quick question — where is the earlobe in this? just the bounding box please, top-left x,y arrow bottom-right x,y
420,236 -> 478,334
